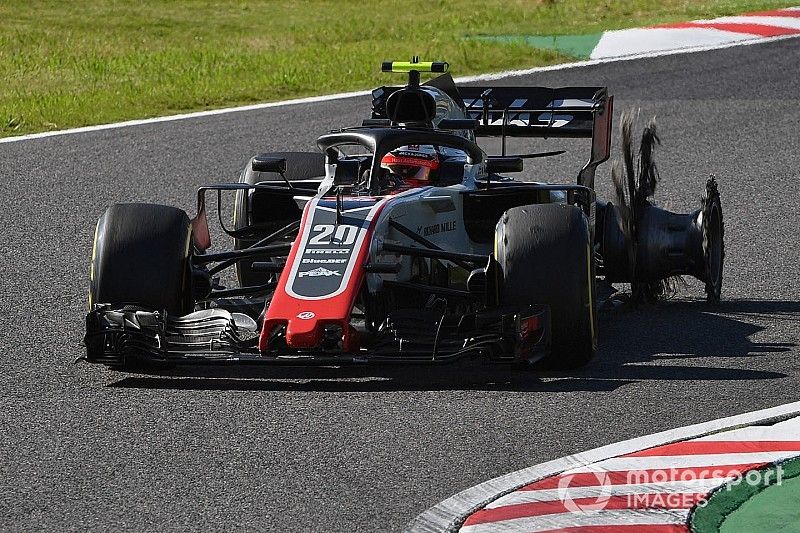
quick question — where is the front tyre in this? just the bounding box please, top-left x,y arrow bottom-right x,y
495,203 -> 597,369
89,203 -> 193,316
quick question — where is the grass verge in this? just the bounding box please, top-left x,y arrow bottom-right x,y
1,0 -> 797,137
690,456 -> 800,532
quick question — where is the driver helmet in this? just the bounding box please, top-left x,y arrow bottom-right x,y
380,145 -> 439,186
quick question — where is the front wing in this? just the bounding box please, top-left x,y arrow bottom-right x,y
83,305 -> 550,367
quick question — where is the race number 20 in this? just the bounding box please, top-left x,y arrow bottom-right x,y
308,224 -> 358,245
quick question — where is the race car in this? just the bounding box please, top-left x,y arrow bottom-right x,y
84,59 -> 724,370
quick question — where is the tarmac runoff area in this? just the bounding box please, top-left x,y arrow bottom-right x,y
409,404 -> 800,532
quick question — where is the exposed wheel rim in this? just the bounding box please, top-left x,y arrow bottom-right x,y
702,177 -> 724,302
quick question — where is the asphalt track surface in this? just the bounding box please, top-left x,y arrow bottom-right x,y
2,39 -> 799,532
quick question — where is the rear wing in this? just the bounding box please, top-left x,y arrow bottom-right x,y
459,86 -> 607,138
460,85 -> 613,188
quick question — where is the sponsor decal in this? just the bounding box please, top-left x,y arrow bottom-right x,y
301,258 -> 348,264
296,311 -> 315,320
418,220 -> 457,237
285,197 -> 385,300
305,248 -> 349,255
463,97 -> 578,128
298,267 -> 341,278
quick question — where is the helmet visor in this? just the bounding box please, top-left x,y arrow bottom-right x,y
385,164 -> 431,181
381,150 -> 439,182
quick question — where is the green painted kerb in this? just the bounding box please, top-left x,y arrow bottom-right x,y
691,456 -> 800,532
472,33 -> 603,60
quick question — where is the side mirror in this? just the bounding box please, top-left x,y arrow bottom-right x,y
333,159 -> 361,186
437,118 -> 478,130
252,155 -> 287,173
486,157 -> 524,174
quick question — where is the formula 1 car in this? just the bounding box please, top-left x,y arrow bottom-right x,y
84,59 -> 724,370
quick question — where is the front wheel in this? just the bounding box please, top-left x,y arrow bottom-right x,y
495,203 -> 597,369
89,203 -> 193,316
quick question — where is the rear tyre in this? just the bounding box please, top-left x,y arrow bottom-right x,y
89,203 -> 193,316
234,151 -> 325,287
495,203 -> 597,369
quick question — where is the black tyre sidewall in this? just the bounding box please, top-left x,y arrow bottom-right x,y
90,203 -> 192,316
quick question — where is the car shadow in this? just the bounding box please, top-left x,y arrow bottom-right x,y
106,298 -> 797,392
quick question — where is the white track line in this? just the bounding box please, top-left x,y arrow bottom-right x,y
404,400 -> 800,532
0,89 -> 371,145
697,415 -> 800,441
566,451 -> 800,472
2,33 -> 799,145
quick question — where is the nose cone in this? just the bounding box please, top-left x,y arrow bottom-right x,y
259,196 -> 388,353
285,315 -> 323,349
